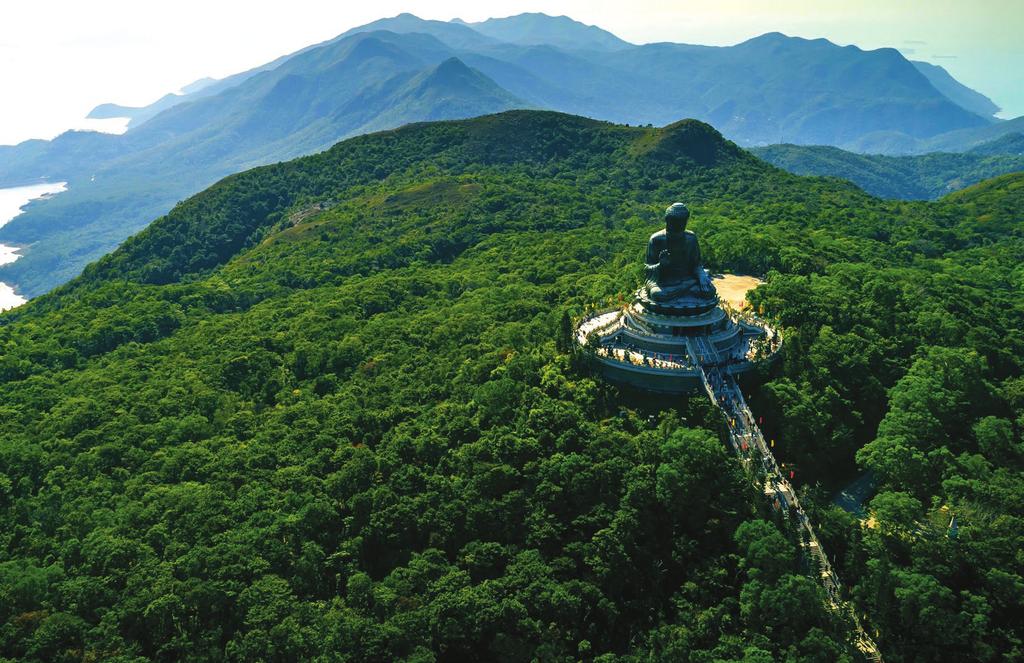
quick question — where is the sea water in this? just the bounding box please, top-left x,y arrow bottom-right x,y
0,181 -> 67,311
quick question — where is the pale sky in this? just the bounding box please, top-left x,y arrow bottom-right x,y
1,0 -> 1021,146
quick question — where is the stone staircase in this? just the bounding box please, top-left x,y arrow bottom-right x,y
694,360 -> 883,662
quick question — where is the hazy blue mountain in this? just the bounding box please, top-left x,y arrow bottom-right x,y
87,102 -> 149,119
331,19 -> 994,147
920,115 -> 1024,153
0,131 -> 126,185
752,140 -> 1024,199
0,30 -> 519,295
458,13 -> 632,51
679,33 -> 990,145
338,12 -> 499,50
395,23 -> 994,146
119,32 -> 459,163
968,132 -> 1024,155
78,13 -> 1006,153
88,93 -> 190,127
79,16 -> 499,138
83,40 -> 368,131
852,115 -> 1024,154
912,60 -> 1000,118
2,12 -> 1016,296
180,77 -> 216,94
351,57 -> 525,133
87,76 -> 218,124
85,84 -> 230,132
86,78 -> 219,128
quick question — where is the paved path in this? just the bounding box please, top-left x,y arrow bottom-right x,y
575,309 -> 623,343
694,354 -> 882,662
602,345 -> 692,370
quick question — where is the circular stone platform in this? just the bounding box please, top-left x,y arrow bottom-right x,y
574,203 -> 780,395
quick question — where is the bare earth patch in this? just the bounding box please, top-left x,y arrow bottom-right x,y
712,273 -> 764,310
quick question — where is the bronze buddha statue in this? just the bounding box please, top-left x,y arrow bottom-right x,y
644,202 -> 713,302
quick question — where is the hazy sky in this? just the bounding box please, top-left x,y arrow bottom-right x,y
1,0 -> 1021,145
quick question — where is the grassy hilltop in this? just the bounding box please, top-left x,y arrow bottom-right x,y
1,111 -> 1023,661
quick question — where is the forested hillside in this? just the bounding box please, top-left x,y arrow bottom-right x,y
752,141 -> 1024,199
1,111 -> 1022,661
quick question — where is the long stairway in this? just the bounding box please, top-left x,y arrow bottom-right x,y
692,354 -> 882,662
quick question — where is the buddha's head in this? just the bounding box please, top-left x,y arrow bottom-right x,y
664,202 -> 690,233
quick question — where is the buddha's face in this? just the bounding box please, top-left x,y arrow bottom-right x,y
664,203 -> 689,232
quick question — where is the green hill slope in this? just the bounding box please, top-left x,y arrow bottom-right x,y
941,170 -> 1024,226
2,111 -> 1023,661
855,115 -> 1024,154
751,141 -> 1024,199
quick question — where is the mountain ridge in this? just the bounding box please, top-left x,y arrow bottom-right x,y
911,60 -> 1000,119
70,15 -> 1002,153
461,12 -> 632,51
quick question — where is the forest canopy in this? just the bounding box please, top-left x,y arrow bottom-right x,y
1,111 -> 1022,662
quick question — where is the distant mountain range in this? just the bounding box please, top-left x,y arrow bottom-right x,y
752,134 -> 1024,200
1,12 -> 1021,296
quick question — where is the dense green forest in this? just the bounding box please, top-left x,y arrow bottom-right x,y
751,140 -> 1024,200
1,111 -> 1022,661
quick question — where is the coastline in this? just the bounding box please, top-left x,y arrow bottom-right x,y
0,282 -> 25,311
0,181 -> 67,311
